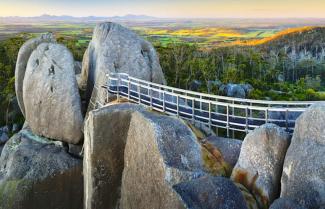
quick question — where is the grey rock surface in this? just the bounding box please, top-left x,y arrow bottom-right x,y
0,145 -> 3,156
15,33 -> 56,117
269,198 -> 307,209
281,102 -> 325,209
68,143 -> 83,157
0,126 -> 9,133
0,126 -> 9,145
189,80 -> 202,91
173,176 -> 249,209
81,22 -> 166,111
0,129 -> 83,209
240,84 -> 254,96
12,123 -> 20,133
74,61 -> 82,74
0,132 -> 9,145
219,84 -> 246,98
231,123 -> 290,209
84,103 -> 206,209
205,136 -> 242,168
23,43 -> 83,144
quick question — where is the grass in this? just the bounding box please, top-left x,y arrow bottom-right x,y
0,22 -> 287,48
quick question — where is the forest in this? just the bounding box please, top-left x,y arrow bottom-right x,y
1,27 -> 325,128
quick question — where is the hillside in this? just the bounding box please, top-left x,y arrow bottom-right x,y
238,27 -> 325,57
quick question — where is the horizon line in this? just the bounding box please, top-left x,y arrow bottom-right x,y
1,14 -> 325,20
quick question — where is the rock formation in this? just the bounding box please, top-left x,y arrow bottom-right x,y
0,127 -> 9,155
15,33 -> 56,117
84,103 -> 207,209
80,22 -> 166,110
173,176 -> 250,209
23,43 -> 83,144
4,23 -> 325,209
269,198 -> 307,209
219,83 -> 247,98
204,136 -> 242,168
0,129 -> 83,209
83,103 -> 265,209
281,102 -> 325,209
231,123 -> 290,209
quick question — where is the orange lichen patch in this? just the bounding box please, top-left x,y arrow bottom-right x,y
201,146 -> 229,177
186,122 -> 206,141
105,98 -> 131,106
185,122 -> 232,176
232,168 -> 270,209
234,183 -> 259,209
201,141 -> 232,177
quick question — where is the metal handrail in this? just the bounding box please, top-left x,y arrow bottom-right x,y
109,73 -> 315,106
104,73 -> 318,136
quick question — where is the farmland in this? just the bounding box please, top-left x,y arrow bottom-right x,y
0,21 -> 280,49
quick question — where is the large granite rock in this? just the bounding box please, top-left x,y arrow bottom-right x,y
240,84 -> 254,96
0,126 -> 9,145
231,123 -> 290,209
84,103 -> 207,209
189,80 -> 202,91
81,22 -> 166,110
0,129 -> 83,209
204,136 -> 242,168
173,176 -> 250,209
23,43 -> 83,144
281,103 -> 325,209
219,84 -> 247,98
15,33 -> 56,117
269,198 -> 307,209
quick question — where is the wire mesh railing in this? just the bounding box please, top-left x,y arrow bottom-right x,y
103,73 -> 317,137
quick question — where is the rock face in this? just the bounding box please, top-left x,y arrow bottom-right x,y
0,126 -> 9,145
269,198 -> 307,209
74,61 -> 82,74
205,136 -> 242,168
240,84 -> 254,96
15,33 -> 56,117
84,103 -> 207,209
0,129 -> 83,209
23,43 -> 83,144
173,176 -> 249,209
81,22 -> 166,110
219,84 -> 247,98
189,80 -> 202,91
231,123 -> 290,209
281,103 -> 325,209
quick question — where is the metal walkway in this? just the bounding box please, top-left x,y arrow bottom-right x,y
104,73 -> 317,137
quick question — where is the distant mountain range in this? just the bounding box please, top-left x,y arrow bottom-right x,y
0,14 -> 159,23
1,14 -> 325,28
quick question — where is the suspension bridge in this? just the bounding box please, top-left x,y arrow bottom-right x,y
101,73 -> 317,137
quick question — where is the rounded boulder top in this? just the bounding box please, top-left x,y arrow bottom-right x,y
15,33 -> 56,117
23,42 -> 83,144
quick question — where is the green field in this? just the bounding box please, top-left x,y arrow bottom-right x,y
0,22 -> 280,48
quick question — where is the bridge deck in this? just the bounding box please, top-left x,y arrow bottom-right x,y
102,73 -> 317,137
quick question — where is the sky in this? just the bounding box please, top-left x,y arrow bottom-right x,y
0,0 -> 325,18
